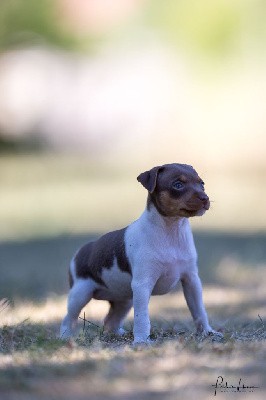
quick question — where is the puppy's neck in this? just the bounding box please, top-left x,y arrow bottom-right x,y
141,199 -> 189,233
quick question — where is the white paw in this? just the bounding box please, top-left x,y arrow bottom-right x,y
198,328 -> 223,339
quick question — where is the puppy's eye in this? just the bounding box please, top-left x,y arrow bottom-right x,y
172,181 -> 184,190
201,181 -> 205,188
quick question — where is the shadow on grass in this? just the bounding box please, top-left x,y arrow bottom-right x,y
0,231 -> 266,301
0,232 -> 266,300
0,234 -> 95,300
194,231 -> 266,283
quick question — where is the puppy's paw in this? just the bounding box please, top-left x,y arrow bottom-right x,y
104,327 -> 127,336
208,329 -> 223,338
197,328 -> 224,341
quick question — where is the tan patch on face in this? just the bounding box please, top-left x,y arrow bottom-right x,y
147,163 -> 209,217
157,191 -> 184,216
178,175 -> 188,183
157,190 -> 207,217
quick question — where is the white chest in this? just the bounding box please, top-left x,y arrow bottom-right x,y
150,253 -> 193,295
125,211 -> 197,295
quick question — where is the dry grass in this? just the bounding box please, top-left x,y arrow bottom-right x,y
0,154 -> 265,399
0,276 -> 265,400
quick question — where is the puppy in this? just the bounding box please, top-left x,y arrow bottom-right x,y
60,163 -> 221,344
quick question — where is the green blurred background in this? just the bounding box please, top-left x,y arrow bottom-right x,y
0,0 -> 265,301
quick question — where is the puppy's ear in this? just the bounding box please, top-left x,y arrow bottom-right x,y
137,166 -> 163,193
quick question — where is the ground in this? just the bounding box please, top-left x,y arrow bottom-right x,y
0,154 -> 265,399
0,232 -> 265,400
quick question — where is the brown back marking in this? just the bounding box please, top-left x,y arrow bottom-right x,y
75,228 -> 131,287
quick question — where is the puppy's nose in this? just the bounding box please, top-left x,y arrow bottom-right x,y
197,193 -> 209,205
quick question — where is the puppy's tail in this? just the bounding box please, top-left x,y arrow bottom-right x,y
68,267 -> 74,288
68,256 -> 77,288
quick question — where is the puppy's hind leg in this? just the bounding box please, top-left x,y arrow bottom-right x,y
60,278 -> 96,339
104,300 -> 132,335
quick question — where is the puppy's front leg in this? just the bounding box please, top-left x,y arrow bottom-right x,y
131,279 -> 153,344
181,271 -> 220,336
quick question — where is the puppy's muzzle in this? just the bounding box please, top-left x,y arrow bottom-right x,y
198,193 -> 210,210
182,193 -> 210,214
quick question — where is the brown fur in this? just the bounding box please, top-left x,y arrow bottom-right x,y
140,163 -> 209,218
74,228 -> 131,287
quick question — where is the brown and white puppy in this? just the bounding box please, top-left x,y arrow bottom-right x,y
60,163 -> 221,344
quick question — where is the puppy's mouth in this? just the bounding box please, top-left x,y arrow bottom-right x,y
180,208 -> 201,215
180,204 -> 209,216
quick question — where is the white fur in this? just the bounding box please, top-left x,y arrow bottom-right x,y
60,277 -> 97,338
60,203 -> 221,342
94,258 -> 132,301
125,206 -> 217,343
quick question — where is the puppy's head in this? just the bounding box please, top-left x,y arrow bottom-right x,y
137,163 -> 210,218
